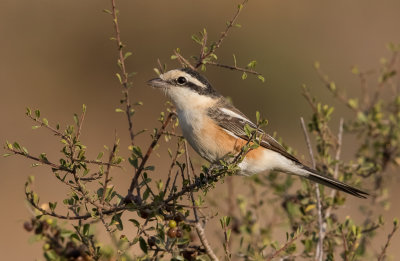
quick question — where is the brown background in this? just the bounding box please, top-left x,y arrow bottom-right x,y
1,0 -> 400,260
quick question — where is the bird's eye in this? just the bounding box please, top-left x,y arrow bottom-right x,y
177,76 -> 187,85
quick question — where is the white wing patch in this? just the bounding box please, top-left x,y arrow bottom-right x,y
219,108 -> 252,123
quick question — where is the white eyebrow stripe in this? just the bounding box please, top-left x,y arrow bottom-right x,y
185,74 -> 207,89
220,108 -> 252,123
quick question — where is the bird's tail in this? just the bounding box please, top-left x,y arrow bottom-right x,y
301,166 -> 369,199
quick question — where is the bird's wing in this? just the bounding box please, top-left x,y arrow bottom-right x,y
207,104 -> 301,164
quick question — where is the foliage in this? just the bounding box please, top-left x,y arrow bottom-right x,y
4,1 -> 400,260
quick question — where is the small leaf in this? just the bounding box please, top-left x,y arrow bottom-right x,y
103,9 -> 112,14
49,202 -> 57,212
13,142 -> 21,150
115,108 -> 124,113
116,73 -> 122,83
139,237 -> 148,254
35,109 -> 40,118
124,52 -> 132,60
241,72 -> 248,80
257,75 -> 265,82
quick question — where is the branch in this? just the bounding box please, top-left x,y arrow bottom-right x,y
266,232 -> 302,261
5,147 -> 73,173
194,222 -> 219,261
377,219 -> 399,261
300,117 -> 324,261
100,133 -> 118,204
110,0 -> 135,146
195,0 -> 249,68
206,61 -> 262,75
127,112 -> 174,196
324,118 -> 344,220
173,50 -> 196,70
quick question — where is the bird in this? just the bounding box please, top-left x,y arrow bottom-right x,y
147,67 -> 368,198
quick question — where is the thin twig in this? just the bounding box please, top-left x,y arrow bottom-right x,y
194,222 -> 220,261
341,229 -> 349,261
195,0 -> 249,68
300,117 -> 324,261
6,148 -> 73,173
377,220 -> 399,261
324,118 -> 344,220
266,232 -> 302,261
206,61 -> 261,75
184,141 -> 199,222
110,0 -> 135,146
173,50 -> 196,70
27,114 -> 68,140
100,132 -> 118,204
127,112 -> 174,196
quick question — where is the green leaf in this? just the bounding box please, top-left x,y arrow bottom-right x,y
83,223 -> 90,236
35,109 -> 40,118
82,104 -> 87,113
115,108 -> 124,113
13,142 -> 21,150
256,111 -> 261,124
247,60 -> 257,68
49,202 -> 57,212
32,125 -> 41,130
124,52 -> 132,60
257,75 -> 265,82
116,73 -> 122,83
139,237 -> 148,254
144,165 -> 155,171
73,114 -> 79,125
96,152 -> 104,160
241,72 -> 248,80
348,98 -> 358,109
129,219 -> 140,228
42,118 -> 49,126
103,9 -> 112,14
111,213 -> 123,230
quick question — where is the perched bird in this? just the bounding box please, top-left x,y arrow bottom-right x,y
147,68 -> 368,198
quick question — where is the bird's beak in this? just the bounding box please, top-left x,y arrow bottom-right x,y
147,77 -> 167,88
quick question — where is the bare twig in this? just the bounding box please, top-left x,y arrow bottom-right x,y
300,117 -> 324,261
377,219 -> 399,261
324,118 -> 344,220
173,50 -> 196,70
184,141 -> 199,222
194,222 -> 219,261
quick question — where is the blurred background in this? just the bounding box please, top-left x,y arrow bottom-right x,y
1,0 -> 400,259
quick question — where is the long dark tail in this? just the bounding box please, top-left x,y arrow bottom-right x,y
302,166 -> 369,199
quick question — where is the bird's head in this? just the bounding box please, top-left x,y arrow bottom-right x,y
147,68 -> 220,110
